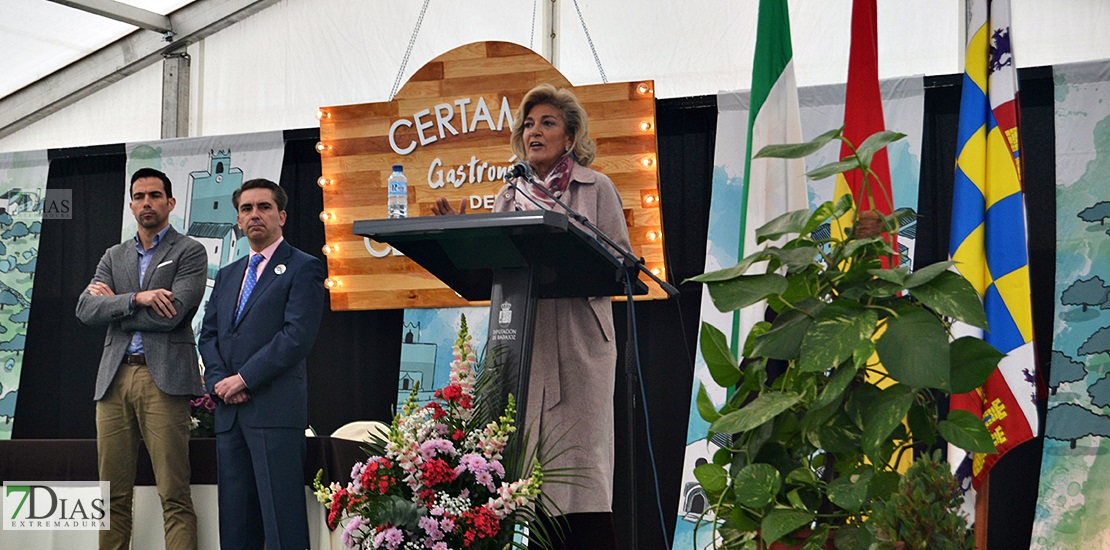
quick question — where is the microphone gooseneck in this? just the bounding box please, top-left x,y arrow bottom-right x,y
504,161 -> 678,297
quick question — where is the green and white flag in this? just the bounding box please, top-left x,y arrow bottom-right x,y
672,1 -> 808,545
733,0 -> 809,353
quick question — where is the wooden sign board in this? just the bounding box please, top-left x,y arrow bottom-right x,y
318,41 -> 666,311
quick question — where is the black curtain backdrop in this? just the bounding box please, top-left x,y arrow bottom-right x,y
11,69 -> 1058,549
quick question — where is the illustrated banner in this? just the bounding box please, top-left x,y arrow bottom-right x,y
672,76 -> 924,547
397,307 -> 489,414
1032,60 -> 1110,549
0,150 -> 50,439
124,132 -> 286,349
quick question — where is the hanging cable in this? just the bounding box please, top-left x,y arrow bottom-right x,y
529,0 -> 538,50
389,0 -> 431,100
570,0 -> 608,83
624,272 -> 673,550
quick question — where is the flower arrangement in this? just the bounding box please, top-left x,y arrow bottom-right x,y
315,314 -> 546,549
189,393 -> 216,438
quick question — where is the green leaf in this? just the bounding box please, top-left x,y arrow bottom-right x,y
738,357 -> 769,398
754,128 -> 842,159
753,298 -> 825,360
865,279 -> 904,299
861,384 -> 915,463
845,382 -> 883,428
733,463 -> 782,509
765,246 -> 820,273
875,306 -> 951,390
812,418 -> 861,453
834,525 -> 874,550
693,462 -> 730,493
903,260 -> 957,288
705,273 -> 789,312
711,391 -> 803,434
785,488 -> 807,510
831,192 -> 854,218
949,336 -> 1005,393
730,508 -> 760,532
867,265 -> 909,286
939,410 -> 998,454
713,446 -> 733,466
696,384 -> 722,423
803,525 -> 833,550
812,363 -> 858,409
852,337 -> 876,370
827,468 -> 874,512
373,494 -> 422,528
785,467 -> 818,487
798,302 -> 878,372
867,470 -> 901,503
801,200 -> 837,237
757,208 -> 813,244
806,159 -> 860,181
854,131 -> 907,168
743,321 -> 772,358
687,252 -> 766,284
906,402 -> 937,445
700,322 -> 741,387
761,508 -> 816,545
909,270 -> 989,330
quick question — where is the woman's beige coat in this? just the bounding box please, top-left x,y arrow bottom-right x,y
493,162 -> 632,514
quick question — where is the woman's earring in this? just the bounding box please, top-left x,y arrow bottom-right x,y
565,145 -> 571,152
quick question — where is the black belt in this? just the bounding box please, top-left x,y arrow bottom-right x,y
121,353 -> 146,365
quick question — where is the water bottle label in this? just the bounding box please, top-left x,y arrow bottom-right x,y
388,181 -> 406,195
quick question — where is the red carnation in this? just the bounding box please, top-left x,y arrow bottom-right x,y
424,402 -> 447,420
440,384 -> 462,403
420,458 -> 457,487
460,506 -> 501,546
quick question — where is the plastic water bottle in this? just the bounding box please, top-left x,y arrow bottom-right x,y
387,165 -> 408,219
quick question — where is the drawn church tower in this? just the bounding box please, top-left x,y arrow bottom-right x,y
187,150 -> 250,276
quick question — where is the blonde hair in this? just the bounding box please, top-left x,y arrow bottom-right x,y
510,84 -> 596,166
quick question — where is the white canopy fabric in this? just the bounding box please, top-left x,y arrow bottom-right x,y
1,0 -> 1109,153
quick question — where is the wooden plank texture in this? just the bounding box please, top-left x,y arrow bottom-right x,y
319,41 -> 666,310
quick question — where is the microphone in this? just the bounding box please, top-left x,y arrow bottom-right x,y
505,161 -> 534,182
502,162 -> 549,212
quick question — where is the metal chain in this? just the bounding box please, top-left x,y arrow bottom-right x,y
529,0 -> 538,50
390,0 -> 431,100
571,0 -> 607,83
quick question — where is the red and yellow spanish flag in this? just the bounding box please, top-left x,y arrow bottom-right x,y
832,0 -> 898,268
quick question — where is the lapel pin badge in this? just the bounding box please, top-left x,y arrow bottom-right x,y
274,264 -> 286,275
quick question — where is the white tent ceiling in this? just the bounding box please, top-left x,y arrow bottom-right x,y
1,0 -> 193,100
1,0 -> 1109,154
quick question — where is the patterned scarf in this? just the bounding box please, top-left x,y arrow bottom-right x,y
512,155 -> 575,211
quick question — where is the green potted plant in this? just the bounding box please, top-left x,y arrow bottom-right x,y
689,128 -> 998,549
868,450 -> 973,549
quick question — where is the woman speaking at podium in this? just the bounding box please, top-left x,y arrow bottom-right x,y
433,84 -> 629,549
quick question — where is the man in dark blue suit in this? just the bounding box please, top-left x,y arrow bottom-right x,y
199,178 -> 325,550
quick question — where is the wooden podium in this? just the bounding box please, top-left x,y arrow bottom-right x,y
353,210 -> 646,473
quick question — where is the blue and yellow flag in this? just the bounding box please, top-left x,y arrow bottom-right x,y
948,0 -> 1038,491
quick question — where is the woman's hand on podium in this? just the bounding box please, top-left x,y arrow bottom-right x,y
431,197 -> 467,216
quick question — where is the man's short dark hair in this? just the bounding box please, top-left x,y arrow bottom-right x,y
129,168 -> 172,198
232,178 -> 288,212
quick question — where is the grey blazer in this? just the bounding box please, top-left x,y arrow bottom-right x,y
76,225 -> 208,400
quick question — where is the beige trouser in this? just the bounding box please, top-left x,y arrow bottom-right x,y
96,362 -> 197,550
